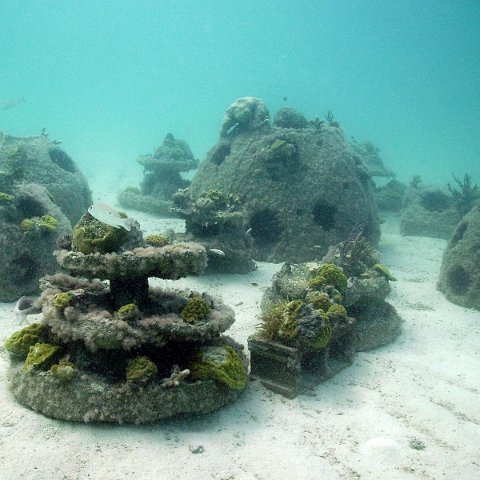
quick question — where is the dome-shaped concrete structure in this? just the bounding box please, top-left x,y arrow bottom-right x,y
188,98 -> 380,263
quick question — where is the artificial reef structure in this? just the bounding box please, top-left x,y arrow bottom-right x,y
437,205 -> 480,311
171,188 -> 256,274
400,174 -> 479,239
249,230 -> 401,397
118,133 -> 199,216
5,208 -> 248,423
0,133 -> 92,301
374,179 -> 408,212
187,97 -> 381,263
400,186 -> 463,239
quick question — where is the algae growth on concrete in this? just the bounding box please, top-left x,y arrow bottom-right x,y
5,209 -> 248,424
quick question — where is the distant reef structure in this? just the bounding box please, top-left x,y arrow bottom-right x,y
349,138 -> 394,179
374,179 -> 408,212
187,97 -> 382,263
400,174 -> 479,239
5,208 -> 247,423
437,205 -> 480,310
117,133 -> 199,216
0,133 -> 92,301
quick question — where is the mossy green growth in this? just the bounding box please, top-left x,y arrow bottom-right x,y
308,314 -> 332,350
19,218 -> 36,232
278,299 -> 303,341
93,335 -> 122,350
23,343 -> 61,373
53,291 -> 74,310
270,139 -> 286,151
332,293 -> 343,304
72,215 -> 129,254
327,303 -> 348,317
38,214 -> 58,232
257,301 -> 288,341
50,360 -> 76,382
258,299 -> 304,343
117,303 -> 139,322
6,146 -> 19,158
0,191 -> 14,202
307,292 -> 331,312
189,345 -> 248,390
126,356 -> 158,383
180,296 -> 210,324
373,263 -> 397,281
308,263 -> 347,292
203,189 -> 229,204
19,215 -> 58,233
195,189 -> 240,212
4,323 -> 47,357
145,233 -> 169,247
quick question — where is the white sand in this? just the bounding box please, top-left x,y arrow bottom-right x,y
1,198 -> 479,479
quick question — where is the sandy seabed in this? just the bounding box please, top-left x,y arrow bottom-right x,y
1,182 -> 479,480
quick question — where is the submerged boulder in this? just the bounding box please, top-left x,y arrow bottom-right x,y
188,98 -> 380,263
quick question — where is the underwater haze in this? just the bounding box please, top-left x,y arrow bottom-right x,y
0,0 -> 479,184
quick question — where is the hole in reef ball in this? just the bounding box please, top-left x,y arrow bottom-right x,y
16,196 -> 46,218
420,190 -> 450,212
49,148 -> 77,173
447,265 -> 470,295
312,200 -> 336,230
249,209 -> 282,246
14,254 -> 39,283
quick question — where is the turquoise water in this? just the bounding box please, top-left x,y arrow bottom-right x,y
0,0 -> 479,184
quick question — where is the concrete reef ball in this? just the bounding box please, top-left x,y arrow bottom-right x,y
189,97 -> 380,262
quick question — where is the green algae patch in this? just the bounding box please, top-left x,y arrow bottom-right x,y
270,139 -> 286,151
19,218 -> 37,232
0,191 -> 14,202
145,233 -> 169,247
308,314 -> 332,350
50,360 -> 77,382
53,291 -> 75,310
327,303 -> 347,317
277,299 -> 303,341
23,343 -> 61,373
126,356 -> 158,383
72,215 -> 129,254
180,296 -> 210,324
18,215 -> 58,233
257,301 -> 288,341
4,323 -> 47,357
308,263 -> 347,292
257,299 -> 304,342
258,298 -> 336,351
39,214 -> 58,232
117,303 -> 140,322
189,345 -> 248,391
307,292 -> 331,312
6,145 -> 21,159
373,263 -> 397,281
